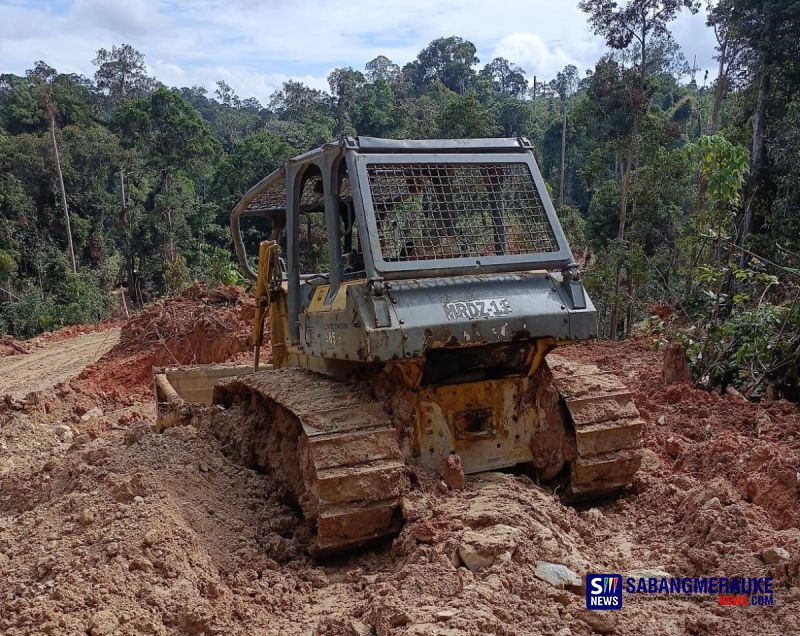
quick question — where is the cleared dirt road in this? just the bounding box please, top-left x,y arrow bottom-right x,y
0,328 -> 120,398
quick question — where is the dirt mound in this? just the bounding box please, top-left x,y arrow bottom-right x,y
75,284 -> 255,397
0,336 -> 28,357
1,322 -> 122,357
36,321 -> 123,345
0,423 -> 313,635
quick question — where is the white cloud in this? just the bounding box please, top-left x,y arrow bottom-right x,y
493,33 -> 582,79
149,61 -> 330,104
0,0 -> 718,104
671,8 -> 719,81
71,0 -> 171,37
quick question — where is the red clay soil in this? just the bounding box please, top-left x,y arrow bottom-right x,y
561,337 -> 800,533
1,328 -> 798,635
0,337 -> 28,357
74,283 -> 255,397
35,321 -> 124,345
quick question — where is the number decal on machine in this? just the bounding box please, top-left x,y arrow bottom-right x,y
443,298 -> 512,321
324,330 -> 339,345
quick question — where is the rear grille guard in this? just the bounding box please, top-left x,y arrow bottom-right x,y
365,162 -> 559,263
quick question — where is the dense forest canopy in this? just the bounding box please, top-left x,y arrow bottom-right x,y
1,0 -> 799,398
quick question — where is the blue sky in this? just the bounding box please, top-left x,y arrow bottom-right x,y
0,0 -> 718,104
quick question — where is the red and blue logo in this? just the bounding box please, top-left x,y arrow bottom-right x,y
586,574 -> 623,610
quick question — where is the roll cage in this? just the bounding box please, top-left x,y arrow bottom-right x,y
230,136 -> 578,342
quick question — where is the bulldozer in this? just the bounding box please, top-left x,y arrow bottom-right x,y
154,137 -> 643,557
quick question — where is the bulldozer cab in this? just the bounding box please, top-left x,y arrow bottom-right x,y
231,137 -> 590,364
154,139 -> 641,554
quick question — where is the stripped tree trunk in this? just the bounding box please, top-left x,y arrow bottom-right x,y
49,111 -> 76,273
559,104 -> 567,206
709,38 -> 727,135
609,146 -> 633,340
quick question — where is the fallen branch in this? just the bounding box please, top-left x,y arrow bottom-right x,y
0,286 -> 21,301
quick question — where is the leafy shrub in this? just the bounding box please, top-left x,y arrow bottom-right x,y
0,286 -> 58,338
0,250 -> 17,282
680,263 -> 800,398
58,271 -> 115,326
192,244 -> 246,288
557,204 -> 587,254
0,270 -> 114,338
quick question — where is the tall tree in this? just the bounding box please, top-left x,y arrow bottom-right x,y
214,80 -> 241,108
404,37 -> 479,94
551,64 -> 579,206
93,44 -> 155,105
27,62 -> 76,273
365,56 -> 401,83
580,0 -> 700,338
479,57 -> 528,98
709,0 -> 800,254
117,88 -> 219,269
706,2 -> 746,134
328,67 -> 365,137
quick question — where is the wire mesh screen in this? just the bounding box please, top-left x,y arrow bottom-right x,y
248,174 -> 328,214
365,162 -> 558,262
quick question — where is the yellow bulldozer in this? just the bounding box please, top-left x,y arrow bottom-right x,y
155,137 -> 643,557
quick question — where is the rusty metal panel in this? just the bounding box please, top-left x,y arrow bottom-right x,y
387,272 -> 596,358
416,377 -> 539,474
453,408 -> 496,440
299,270 -> 596,363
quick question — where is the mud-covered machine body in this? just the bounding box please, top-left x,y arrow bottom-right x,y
169,137 -> 643,555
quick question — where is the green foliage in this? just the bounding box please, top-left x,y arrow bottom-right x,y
58,270 -> 115,325
556,205 -> 587,253
479,58 -> 527,98
437,93 -> 499,138
0,270 -> 114,338
0,286 -> 58,337
93,44 -> 154,105
192,245 -> 246,288
0,250 -> 17,282
0,24 -> 798,404
692,134 -> 749,207
683,295 -> 799,394
583,238 -> 651,337
163,254 -> 191,295
404,36 -> 479,95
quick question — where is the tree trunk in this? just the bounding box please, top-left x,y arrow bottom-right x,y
609,137 -> 635,340
559,105 -> 567,206
741,61 -> 767,256
120,169 -> 138,306
335,97 -> 347,137
610,23 -> 647,341
640,24 -> 647,93
49,111 -> 76,273
709,39 -> 727,134
741,0 -> 777,257
750,71 -> 767,183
